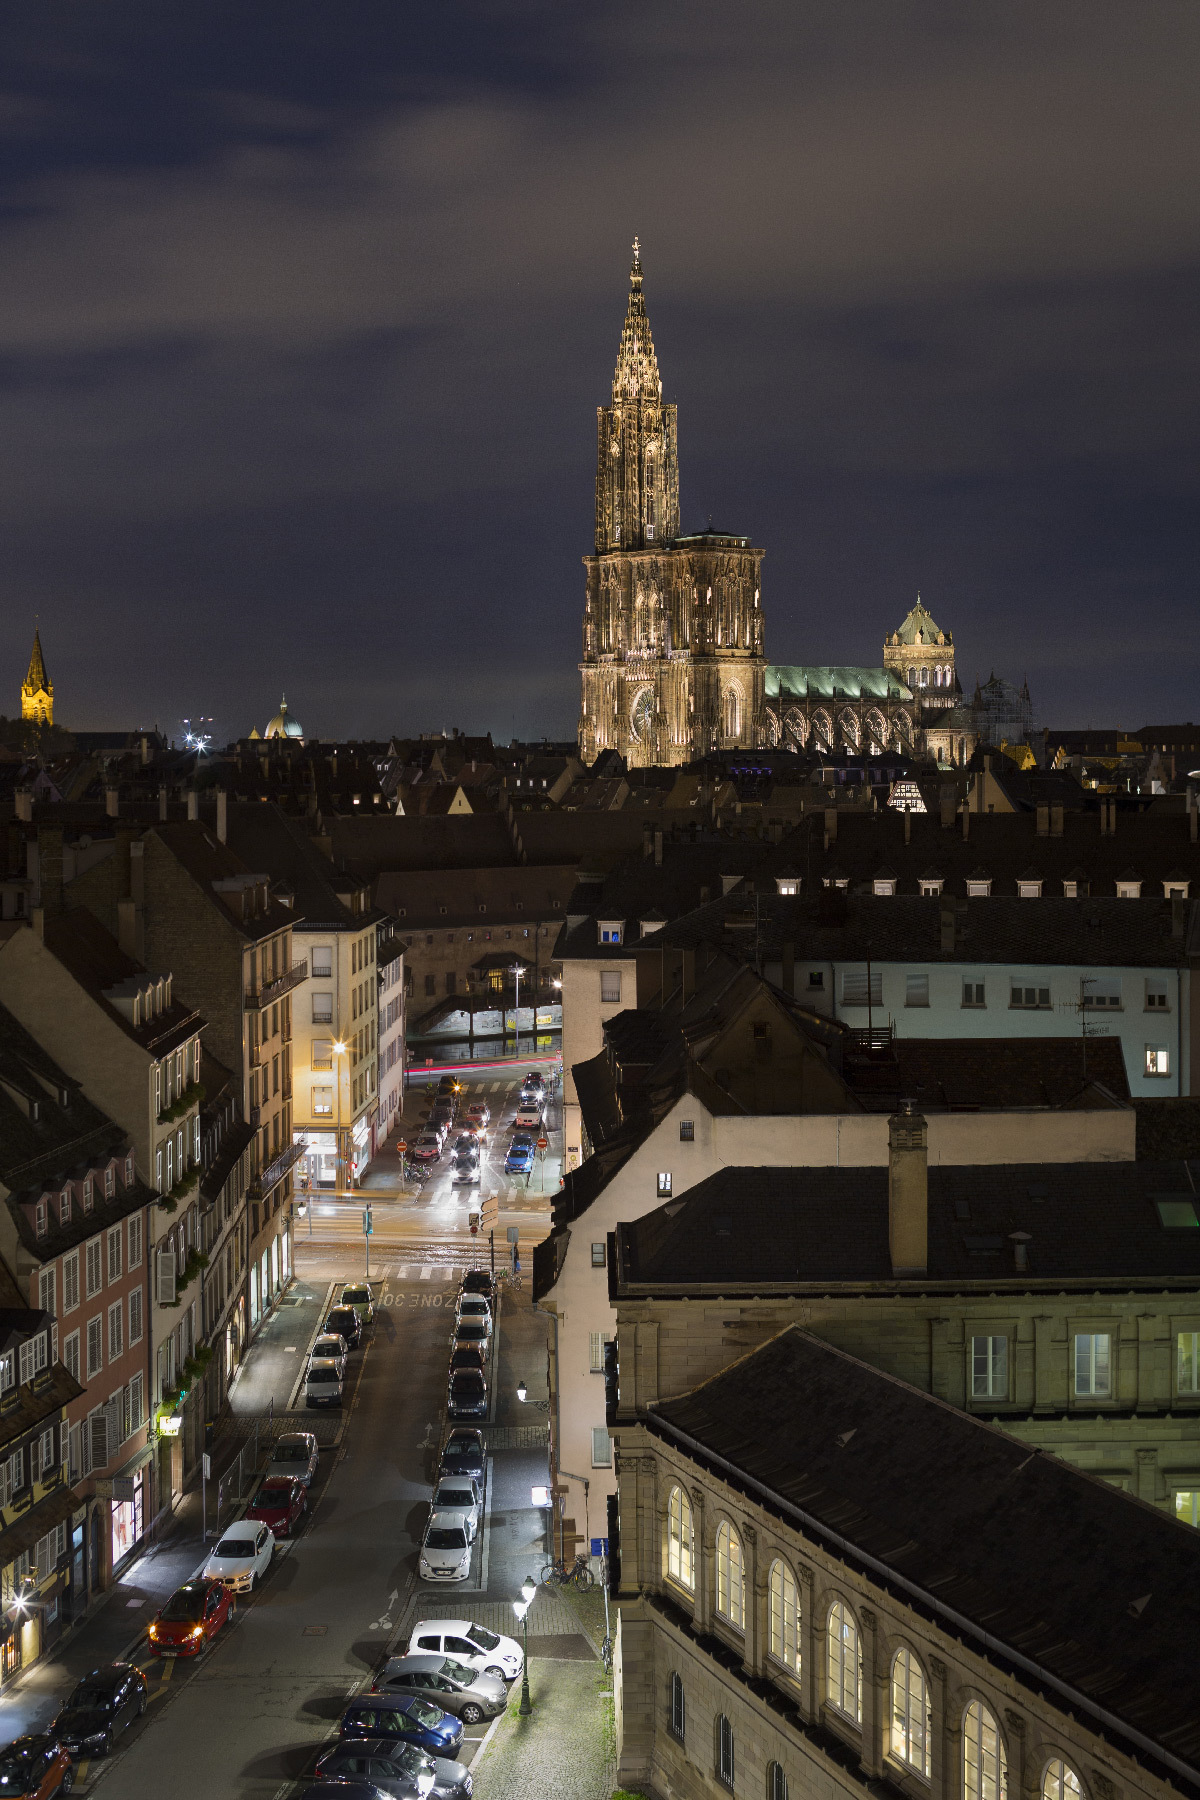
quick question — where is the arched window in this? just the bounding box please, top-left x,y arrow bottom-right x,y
768,1559 -> 801,1676
890,1647 -> 931,1776
723,685 -> 743,742
665,1487 -> 694,1591
715,1521 -> 744,1628
767,1762 -> 788,1800
826,1599 -> 862,1722
1043,1762 -> 1082,1800
963,1701 -> 1008,1800
668,1671 -> 685,1742
716,1714 -> 735,1790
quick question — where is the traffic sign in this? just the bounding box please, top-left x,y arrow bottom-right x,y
468,1210 -> 480,1236
362,1206 -> 374,1237
396,1138 -> 407,1153
536,1136 -> 549,1151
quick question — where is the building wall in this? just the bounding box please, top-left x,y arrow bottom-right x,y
560,952 -> 638,1170
401,918 -> 560,1011
376,946 -> 406,1143
292,919 -> 377,1185
613,1428 -> 1179,1800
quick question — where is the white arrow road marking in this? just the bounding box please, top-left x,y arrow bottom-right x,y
369,1587 -> 400,1631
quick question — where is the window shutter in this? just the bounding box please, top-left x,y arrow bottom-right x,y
88,1406 -> 107,1470
60,1420 -> 69,1467
107,1394 -> 123,1451
157,1245 -> 176,1306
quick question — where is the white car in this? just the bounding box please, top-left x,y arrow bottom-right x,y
431,1475 -> 482,1543
513,1106 -> 542,1133
419,1511 -> 472,1582
309,1334 -> 348,1377
455,1293 -> 492,1329
203,1521 -> 274,1593
407,1617 -> 523,1682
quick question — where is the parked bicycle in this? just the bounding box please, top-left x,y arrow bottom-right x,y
540,1553 -> 595,1591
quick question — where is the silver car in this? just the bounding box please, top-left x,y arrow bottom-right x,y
268,1430 -> 319,1486
305,1357 -> 344,1408
431,1476 -> 482,1543
310,1333 -> 348,1376
419,1512 -> 471,1582
373,1655 -> 507,1725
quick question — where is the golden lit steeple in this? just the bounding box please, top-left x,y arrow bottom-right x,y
612,236 -> 663,403
21,625 -> 52,727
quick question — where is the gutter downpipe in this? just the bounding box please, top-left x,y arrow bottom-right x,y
531,1297 -> 591,1562
648,1412 -> 1199,1793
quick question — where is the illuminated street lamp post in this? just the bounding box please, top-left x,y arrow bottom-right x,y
512,1575 -> 537,1715
510,963 -> 524,1057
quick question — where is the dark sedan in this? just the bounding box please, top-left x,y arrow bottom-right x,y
53,1663 -> 147,1756
446,1369 -> 487,1421
315,1737 -> 473,1800
439,1429 -> 485,1483
340,1695 -> 464,1757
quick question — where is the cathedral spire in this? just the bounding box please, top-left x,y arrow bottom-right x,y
613,236 -> 662,403
21,623 -> 53,727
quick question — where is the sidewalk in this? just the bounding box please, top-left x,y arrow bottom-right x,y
473,1656 -> 616,1800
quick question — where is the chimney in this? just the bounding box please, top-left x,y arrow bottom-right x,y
643,824 -> 653,859
653,827 -> 663,867
186,790 -> 198,821
904,808 -> 912,846
1050,803 -> 1064,837
1036,803 -> 1049,837
158,786 -> 168,822
140,734 -> 151,767
1009,1231 -> 1031,1273
939,786 -> 956,830
1172,890 -> 1186,939
824,807 -> 838,852
939,904 -> 956,953
130,838 -> 145,906
888,1104 -> 928,1275
216,789 -> 228,844
116,897 -> 137,958
13,789 -> 32,823
105,787 -> 120,819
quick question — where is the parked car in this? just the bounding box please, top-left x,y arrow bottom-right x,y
459,1271 -> 496,1302
306,1358 -> 344,1408
53,1663 -> 148,1756
410,1135 -> 443,1164
268,1430 -> 320,1486
340,1283 -> 376,1326
339,1695 -> 464,1758
147,1577 -> 231,1657
448,1346 -> 485,1378
446,1369 -> 487,1421
245,1476 -> 307,1536
314,1738 -> 473,1800
438,1429 -> 485,1483
513,1106 -> 542,1133
302,1783 -> 392,1800
0,1734 -> 75,1797
430,1476 -> 482,1542
406,1619 -> 523,1682
504,1138 -> 534,1175
451,1320 -> 490,1358
325,1306 -> 362,1349
455,1293 -> 491,1328
371,1656 -> 506,1725
429,1106 -> 455,1132
202,1521 -> 275,1593
420,1512 -> 472,1581
310,1333 -> 348,1376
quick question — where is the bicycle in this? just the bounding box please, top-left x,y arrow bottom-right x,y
600,1634 -> 614,1674
540,1553 -> 595,1591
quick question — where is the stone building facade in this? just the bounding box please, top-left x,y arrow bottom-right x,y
578,245 -> 766,767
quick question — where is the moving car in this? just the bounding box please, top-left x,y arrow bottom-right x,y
305,1358 -> 344,1408
448,1346 -> 485,1378
410,1135 -> 443,1164
340,1283 -> 375,1326
202,1521 -> 274,1593
246,1476 -> 307,1536
522,1070 -> 545,1091
450,1154 -> 480,1188
339,1695 -> 464,1757
504,1138 -> 534,1176
513,1106 -> 542,1133
451,1320 -> 490,1358
446,1369 -> 487,1421
371,1657 -> 506,1725
459,1271 -> 495,1302
314,1738 -> 473,1800
419,1512 -> 471,1581
451,1133 -> 478,1156
430,1476 -> 482,1543
406,1619 -> 523,1682
310,1333 -> 348,1376
53,1663 -> 147,1757
268,1430 -> 320,1486
438,1429 -> 485,1483
325,1306 -> 362,1349
147,1577 -> 231,1657
0,1734 -> 75,1797
464,1102 -> 490,1130
455,1294 -> 491,1328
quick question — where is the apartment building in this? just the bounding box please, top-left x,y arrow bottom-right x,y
193,1055 -> 254,1444
376,930 -> 406,1147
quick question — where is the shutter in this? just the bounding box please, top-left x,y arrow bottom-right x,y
157,1245 -> 176,1306
89,1406 -> 107,1470
78,1419 -> 90,1479
59,1420 -> 69,1467
106,1395 -> 123,1453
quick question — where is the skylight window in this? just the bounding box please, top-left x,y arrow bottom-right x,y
1155,1198 -> 1199,1229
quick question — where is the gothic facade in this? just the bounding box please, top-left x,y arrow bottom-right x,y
20,627 -> 52,727
578,244 -> 766,768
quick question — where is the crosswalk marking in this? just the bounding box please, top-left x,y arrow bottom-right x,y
419,1265 -> 433,1281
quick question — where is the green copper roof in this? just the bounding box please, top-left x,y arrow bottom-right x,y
766,665 -> 913,702
890,599 -> 949,646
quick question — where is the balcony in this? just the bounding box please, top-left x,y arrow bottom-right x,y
245,959 -> 308,1011
251,1138 -> 306,1199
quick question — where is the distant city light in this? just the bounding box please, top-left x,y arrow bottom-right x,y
182,715 -> 214,753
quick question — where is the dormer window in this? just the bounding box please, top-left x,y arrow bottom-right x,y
35,1200 -> 47,1239
106,1166 -> 116,1199
598,920 -> 624,945
1164,879 -> 1189,899
84,1175 -> 94,1209
59,1189 -> 71,1225
1017,877 -> 1043,899
776,878 -> 799,897
965,876 -> 992,898
872,877 -> 896,897
919,877 -> 943,897
1116,877 -> 1142,899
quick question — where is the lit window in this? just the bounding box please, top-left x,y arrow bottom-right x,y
715,1521 -> 744,1628
657,1172 -> 672,1198
776,879 -> 799,896
1116,879 -> 1141,899
716,1715 -> 735,1791
971,1336 -> 1008,1398
1145,1046 -> 1171,1077
767,1559 -> 800,1675
312,1086 -> 333,1117
665,1486 -> 694,1591
890,1648 -> 931,1776
1042,1760 -> 1081,1800
1175,1490 -> 1200,1527
963,1702 -> 1007,1800
1177,1332 -> 1200,1393
598,921 -> 623,945
668,1671 -> 685,1741
826,1600 -> 861,1722
1074,1332 -> 1112,1397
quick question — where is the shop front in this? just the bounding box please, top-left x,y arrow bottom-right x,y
295,1128 -> 337,1190
351,1116 -> 372,1183
110,1456 -> 150,1571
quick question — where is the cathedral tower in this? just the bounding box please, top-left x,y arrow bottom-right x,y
20,626 -> 52,727
579,243 -> 766,768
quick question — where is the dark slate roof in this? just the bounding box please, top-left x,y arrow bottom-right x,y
557,838 -> 770,961
613,1160 -> 1200,1292
224,802 -> 358,929
648,1329 -> 1200,1783
329,814 -> 518,878
1137,1099 -> 1200,1162
42,908 -> 204,1056
0,1001 -> 128,1201
374,863 -> 576,930
850,1034 -> 1130,1111
152,822 -> 297,943
662,889 -> 1195,969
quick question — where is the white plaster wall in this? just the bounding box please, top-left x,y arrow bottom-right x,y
560,952 -> 637,1170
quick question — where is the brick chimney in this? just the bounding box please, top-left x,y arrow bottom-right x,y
186,790 -> 198,821
888,1103 -> 928,1275
216,789 -> 228,844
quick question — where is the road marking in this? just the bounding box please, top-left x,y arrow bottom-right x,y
160,1658 -> 175,1683
420,1265 -> 433,1281
369,1587 -> 400,1632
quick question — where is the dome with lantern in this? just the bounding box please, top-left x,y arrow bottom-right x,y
264,696 -> 304,741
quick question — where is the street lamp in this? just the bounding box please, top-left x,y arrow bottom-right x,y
517,1379 -> 527,1403
510,963 -> 525,1056
512,1574 -> 537,1715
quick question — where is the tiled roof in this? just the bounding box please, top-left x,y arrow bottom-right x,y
0,1001 -> 126,1199
42,908 -> 204,1055
648,1329 -> 1200,1780
613,1159 -> 1200,1291
152,823 -> 297,942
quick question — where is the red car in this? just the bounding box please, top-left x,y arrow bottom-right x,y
245,1475 -> 307,1537
0,1735 -> 74,1798
147,1578 -> 231,1657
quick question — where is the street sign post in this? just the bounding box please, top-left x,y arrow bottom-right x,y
537,1134 -> 549,1193
468,1209 -> 480,1270
362,1203 -> 373,1277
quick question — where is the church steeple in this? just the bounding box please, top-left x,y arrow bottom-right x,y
612,237 -> 662,403
21,625 -> 53,728
594,240 -> 679,553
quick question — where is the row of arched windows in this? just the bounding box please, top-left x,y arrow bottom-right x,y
662,1490 -> 1086,1800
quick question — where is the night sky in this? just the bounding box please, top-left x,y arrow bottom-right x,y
1,2 -> 1198,744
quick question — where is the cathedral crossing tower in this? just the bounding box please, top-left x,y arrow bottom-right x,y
579,242 -> 766,767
